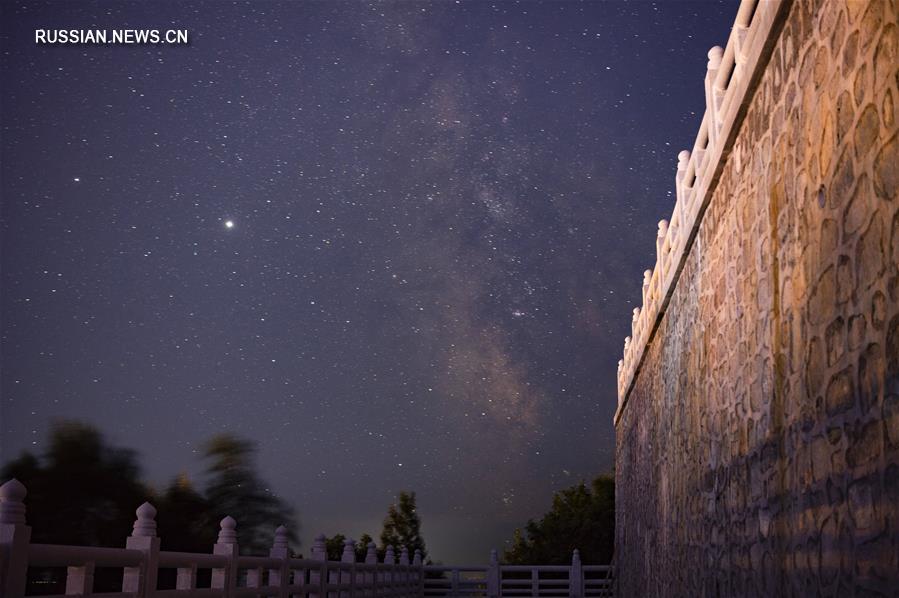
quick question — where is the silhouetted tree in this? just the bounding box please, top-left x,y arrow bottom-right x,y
356,532 -> 374,561
1,421 -> 151,547
380,491 -> 427,561
324,533 -> 347,560
202,433 -> 299,554
1,421 -> 153,593
503,474 -> 614,565
157,473 -> 216,552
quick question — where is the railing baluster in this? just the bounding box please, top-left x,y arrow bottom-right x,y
176,564 -> 197,590
65,562 -> 95,595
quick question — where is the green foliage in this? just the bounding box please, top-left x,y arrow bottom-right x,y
380,491 -> 427,561
325,533 -> 347,561
503,474 -> 614,565
202,433 -> 299,554
356,533 -> 375,561
157,473 -> 216,552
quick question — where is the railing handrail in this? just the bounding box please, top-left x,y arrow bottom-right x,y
28,543 -> 145,567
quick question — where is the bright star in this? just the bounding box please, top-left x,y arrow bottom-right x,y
73,177 -> 80,182
224,220 -> 234,229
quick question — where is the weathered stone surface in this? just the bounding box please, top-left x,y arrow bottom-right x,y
856,217 -> 884,290
849,314 -> 867,351
826,317 -> 846,366
809,265 -> 836,324
858,343 -> 884,414
873,23 -> 897,91
873,133 -> 898,200
854,104 -> 881,157
826,367 -> 855,416
843,174 -> 871,238
616,1 -> 899,596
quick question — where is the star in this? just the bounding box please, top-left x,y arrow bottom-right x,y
73,177 -> 81,182
224,220 -> 235,229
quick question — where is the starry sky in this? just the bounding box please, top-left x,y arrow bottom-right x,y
1,1 -> 734,563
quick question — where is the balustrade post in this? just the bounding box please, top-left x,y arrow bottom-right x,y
641,270 -> 651,305
676,151 -> 690,206
486,549 -> 500,598
384,545 -> 395,597
212,516 -> 239,598
569,550 -> 582,598
341,538 -> 356,598
310,534 -> 327,598
121,502 -> 160,598
412,549 -> 423,598
704,46 -> 724,145
399,546 -> 409,596
364,541 -> 377,597
656,220 -> 669,280
0,479 -> 32,598
270,525 -> 291,598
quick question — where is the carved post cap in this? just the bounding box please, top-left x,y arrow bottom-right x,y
677,150 -> 691,169
571,549 -> 581,564
342,538 -> 356,562
365,541 -> 378,564
490,549 -> 498,563
0,478 -> 27,524
384,544 -> 395,564
707,46 -> 723,69
399,546 -> 410,565
412,549 -> 422,566
657,220 -> 669,236
131,502 -> 157,537
218,516 -> 238,544
273,525 -> 289,549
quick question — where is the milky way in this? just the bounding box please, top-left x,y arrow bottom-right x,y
1,1 -> 735,561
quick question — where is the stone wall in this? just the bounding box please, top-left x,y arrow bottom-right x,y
614,0 -> 899,595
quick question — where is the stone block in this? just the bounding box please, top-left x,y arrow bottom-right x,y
856,217 -> 884,290
842,174 -> 871,240
848,314 -> 867,350
858,343 -> 885,414
873,133 -> 898,201
872,23 -> 897,92
825,366 -> 855,416
808,266 -> 836,326
846,421 -> 883,469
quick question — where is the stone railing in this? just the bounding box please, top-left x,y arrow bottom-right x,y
0,479 -> 611,597
0,478 -> 423,598
614,0 -> 789,425
422,551 -> 612,597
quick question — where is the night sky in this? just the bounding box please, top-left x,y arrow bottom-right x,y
1,1 -> 734,562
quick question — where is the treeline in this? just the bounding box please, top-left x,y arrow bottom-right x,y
1,420 -> 298,554
3,420 -> 613,573
503,474 -> 614,565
